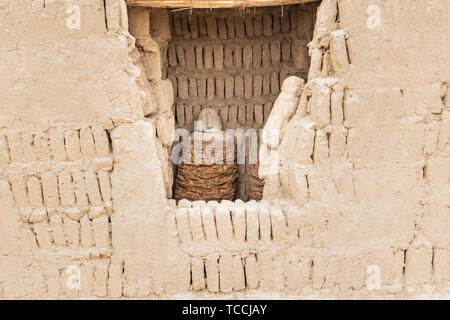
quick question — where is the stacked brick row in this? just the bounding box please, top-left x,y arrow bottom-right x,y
0,127 -> 113,251
35,256 -> 123,299
167,199 -> 450,293
168,5 -> 314,41
0,126 -> 111,166
174,102 -> 274,131
168,199 -> 288,292
166,6 -> 315,132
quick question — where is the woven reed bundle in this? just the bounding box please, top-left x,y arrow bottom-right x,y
174,131 -> 238,201
248,164 -> 264,201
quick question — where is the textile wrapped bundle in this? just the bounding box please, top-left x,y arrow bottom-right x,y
174,131 -> 238,201
248,164 -> 264,201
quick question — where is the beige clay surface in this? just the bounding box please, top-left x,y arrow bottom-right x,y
0,0 -> 448,299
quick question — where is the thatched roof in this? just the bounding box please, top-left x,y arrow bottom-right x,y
126,0 -> 320,9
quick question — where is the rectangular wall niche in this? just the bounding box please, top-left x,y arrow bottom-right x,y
135,4 -> 318,201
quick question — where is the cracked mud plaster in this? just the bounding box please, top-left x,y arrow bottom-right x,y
0,0 -> 448,299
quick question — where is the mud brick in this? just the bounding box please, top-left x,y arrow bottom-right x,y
253,75 -> 263,98
293,40 -> 309,70
263,74 -> 271,95
226,15 -> 235,37
33,222 -> 52,249
27,176 -> 43,207
172,12 -> 182,36
206,15 -> 218,39
49,129 -> 66,162
244,16 -> 254,36
228,105 -> 238,125
9,174 -> 28,206
246,206 -> 259,243
176,105 -> 185,127
220,107 -> 229,125
264,102 -> 273,123
178,76 -> 189,100
270,72 -> 280,95
253,44 -> 262,68
234,45 -> 242,68
272,13 -> 280,34
235,75 -> 244,98
243,45 -> 252,70
185,105 -> 194,126
271,40 -> 281,64
246,104 -> 254,127
93,215 -> 110,248
175,208 -> 191,242
189,78 -> 198,98
215,207 -> 233,241
245,254 -> 259,289
204,45 -> 214,69
92,127 -> 110,157
195,46 -> 203,70
205,254 -> 219,293
213,45 -> 224,71
198,15 -> 207,36
98,170 -> 112,202
281,12 -> 290,32
73,172 -> 89,207
225,76 -> 234,99
188,207 -> 204,242
253,15 -> 262,36
244,75 -> 253,100
93,260 -> 109,297
189,14 -> 199,39
168,45 -> 177,67
181,13 -> 191,39
238,105 -> 246,126
191,258 -> 206,291
218,17 -> 227,39
185,45 -> 196,70
254,104 -> 264,126
63,216 -> 80,249
176,45 -> 186,67
263,13 -> 272,36
85,171 -> 102,207
64,129 -> 81,161
262,43 -> 270,67
193,105 -> 202,120
216,79 -> 225,99
58,173 -> 75,207
282,40 -> 291,61
290,8 -> 297,31
235,16 -> 245,38
232,256 -> 246,291
168,75 -> 177,98
224,46 -> 233,68
219,253 -> 233,293
197,78 -> 207,99
51,214 -> 66,247
207,77 -> 215,101
41,172 -> 59,207
34,133 -> 52,161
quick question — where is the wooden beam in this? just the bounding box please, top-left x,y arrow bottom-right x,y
126,0 -> 320,9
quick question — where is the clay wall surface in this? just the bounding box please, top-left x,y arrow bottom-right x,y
0,0 -> 448,299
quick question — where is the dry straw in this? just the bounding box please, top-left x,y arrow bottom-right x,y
127,0 -> 319,9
